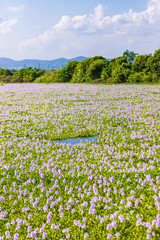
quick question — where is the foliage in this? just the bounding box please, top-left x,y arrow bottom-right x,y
34,70 -> 58,83
12,68 -> 45,83
128,72 -> 159,83
86,59 -> 110,82
65,60 -> 79,82
0,68 -> 13,76
72,56 -> 107,83
132,55 -> 151,73
123,49 -> 138,64
53,68 -> 70,83
1,48 -> 160,84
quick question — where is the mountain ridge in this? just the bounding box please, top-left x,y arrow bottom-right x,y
0,56 -> 88,70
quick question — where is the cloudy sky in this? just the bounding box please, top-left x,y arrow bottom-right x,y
0,0 -> 159,60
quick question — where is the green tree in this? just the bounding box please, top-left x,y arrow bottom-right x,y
4,69 -> 13,76
65,61 -> 79,82
12,67 -> 45,82
123,49 -> 138,64
132,54 -> 151,73
54,68 -> 70,83
146,49 -> 160,77
0,68 -> 5,75
110,56 -> 131,82
100,66 -> 111,82
86,59 -> 110,82
72,56 -> 106,83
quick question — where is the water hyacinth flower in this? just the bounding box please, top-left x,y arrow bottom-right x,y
13,233 -> 19,240
84,233 -> 89,238
42,232 -> 47,239
107,233 -> 112,239
0,196 -> 5,202
111,220 -> 117,228
109,176 -> 114,182
66,233 -> 70,239
0,211 -> 7,219
106,224 -> 112,230
118,215 -> 125,222
147,234 -> 152,239
83,217 -> 87,223
34,229 -> 39,234
43,205 -> 48,212
115,232 -> 120,238
6,222 -> 10,227
100,218 -> 104,224
30,232 -> 35,238
28,214 -> 32,220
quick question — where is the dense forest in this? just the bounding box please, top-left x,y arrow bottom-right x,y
1,49 -> 160,84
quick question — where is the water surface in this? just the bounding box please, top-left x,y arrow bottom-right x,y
52,136 -> 98,145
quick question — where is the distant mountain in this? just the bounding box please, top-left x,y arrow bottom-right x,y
0,56 -> 88,70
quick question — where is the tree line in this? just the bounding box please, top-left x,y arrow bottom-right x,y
1,49 -> 160,84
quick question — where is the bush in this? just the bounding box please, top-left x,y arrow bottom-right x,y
0,75 -> 12,83
128,72 -> 158,83
86,59 -> 110,82
34,70 -> 58,83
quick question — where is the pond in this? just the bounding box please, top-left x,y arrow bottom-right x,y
52,135 -> 98,145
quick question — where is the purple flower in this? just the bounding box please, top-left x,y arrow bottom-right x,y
135,199 -> 139,207
11,220 -> 15,225
0,211 -> 7,219
14,233 -> 19,240
60,212 -> 64,218
106,224 -> 112,230
74,220 -> 81,227
42,232 -> 47,239
89,207 -> 96,215
43,205 -> 48,212
109,176 -> 114,182
66,233 -> 70,239
120,199 -> 125,204
118,215 -> 125,222
84,233 -> 89,238
147,234 -> 152,239
100,218 -> 104,224
50,202 -> 55,208
0,196 -> 5,202
83,217 -> 87,222
30,232 -> 35,238
6,222 -> 10,227
107,233 -> 112,239
34,229 -> 39,234
16,226 -> 20,231
28,214 -> 32,220
111,220 -> 117,228
115,232 -> 120,238
136,219 -> 142,226
27,226 -> 32,232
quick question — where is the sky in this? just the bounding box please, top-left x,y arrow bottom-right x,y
0,0 -> 159,60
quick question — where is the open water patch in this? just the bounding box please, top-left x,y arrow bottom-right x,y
52,136 -> 98,145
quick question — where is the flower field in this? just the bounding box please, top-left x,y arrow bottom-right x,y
0,83 -> 160,239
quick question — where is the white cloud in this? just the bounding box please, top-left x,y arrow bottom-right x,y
8,5 -> 25,13
0,18 -> 17,35
19,0 -> 160,58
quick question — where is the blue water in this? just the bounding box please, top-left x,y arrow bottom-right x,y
52,136 -> 98,145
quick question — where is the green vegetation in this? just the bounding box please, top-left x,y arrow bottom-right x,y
0,83 -> 160,239
1,49 -> 160,84
0,67 -> 45,83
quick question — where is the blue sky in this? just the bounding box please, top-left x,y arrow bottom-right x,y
0,0 -> 159,60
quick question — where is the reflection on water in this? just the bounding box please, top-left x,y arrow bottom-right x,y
52,136 -> 98,145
